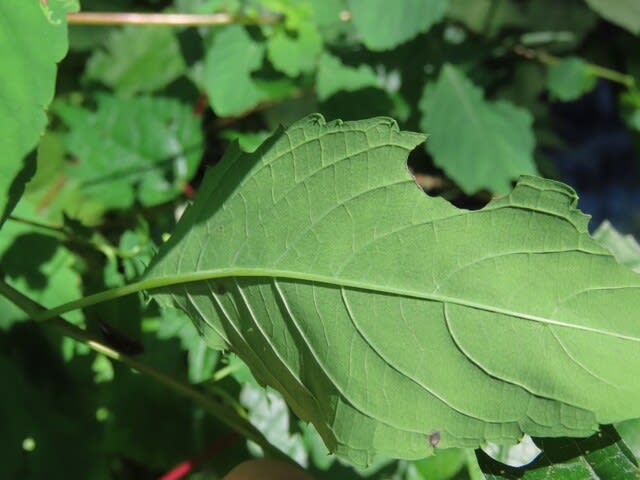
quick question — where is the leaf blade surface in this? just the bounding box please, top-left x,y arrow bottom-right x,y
145,114 -> 640,465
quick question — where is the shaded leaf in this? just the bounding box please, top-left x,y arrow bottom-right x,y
585,0 -> 640,35
0,201 -> 83,330
419,64 -> 537,193
56,94 -> 203,208
617,419 -> 640,462
0,326 -> 105,480
145,114 -> 640,466
204,25 -> 266,116
347,0 -> 449,51
446,0 -> 524,35
546,57 -> 597,102
0,0 -> 78,228
85,26 -> 186,94
476,425 -> 640,479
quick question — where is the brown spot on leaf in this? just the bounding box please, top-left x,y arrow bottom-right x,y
428,431 -> 440,448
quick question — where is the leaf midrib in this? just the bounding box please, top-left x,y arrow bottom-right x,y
39,267 -> 640,343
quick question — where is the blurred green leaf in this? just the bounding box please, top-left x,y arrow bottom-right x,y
585,0 -> 640,35
0,0 -> 78,229
419,64 -> 537,193
56,94 -> 203,208
316,53 -> 379,101
205,25 -> 266,116
546,57 -> 597,102
347,0 -> 449,50
85,26 -> 186,94
409,448 -> 466,480
267,23 -> 323,77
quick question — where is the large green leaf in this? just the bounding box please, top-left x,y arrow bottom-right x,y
347,0 -> 449,51
585,0 -> 640,35
0,0 -> 78,228
56,94 -> 203,208
419,64 -> 537,194
144,115 -> 640,466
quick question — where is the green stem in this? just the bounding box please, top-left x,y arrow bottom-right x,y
514,45 -> 636,89
0,277 -> 288,462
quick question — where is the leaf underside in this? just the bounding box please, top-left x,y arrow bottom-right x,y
144,114 -> 640,466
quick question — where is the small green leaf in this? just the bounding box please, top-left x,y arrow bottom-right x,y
56,94 -> 203,208
85,26 -> 186,94
547,57 -> 597,102
419,64 -> 537,193
316,53 -> 379,101
0,0 -> 78,228
585,0 -> 640,35
347,0 -> 449,50
144,114 -> 640,466
204,25 -> 266,116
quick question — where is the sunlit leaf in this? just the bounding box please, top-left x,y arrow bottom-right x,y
0,0 -> 78,228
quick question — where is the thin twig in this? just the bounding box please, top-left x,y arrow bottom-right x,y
0,277 -> 288,462
514,45 -> 636,89
66,11 -> 282,26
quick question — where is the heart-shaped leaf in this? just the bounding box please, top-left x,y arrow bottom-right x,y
144,115 -> 640,466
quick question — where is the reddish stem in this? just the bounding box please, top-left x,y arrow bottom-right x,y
158,432 -> 240,480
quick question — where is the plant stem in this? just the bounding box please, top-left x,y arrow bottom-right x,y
0,277 -> 288,462
66,12 -> 282,26
514,45 -> 636,89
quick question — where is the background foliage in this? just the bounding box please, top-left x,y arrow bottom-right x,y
2,0 -> 640,478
